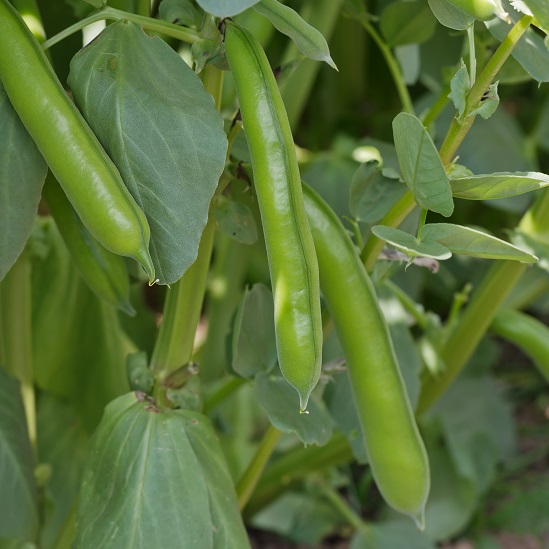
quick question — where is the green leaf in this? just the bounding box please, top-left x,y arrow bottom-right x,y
191,39 -> 228,73
0,541 -> 36,549
213,195 -> 258,245
37,395 -> 89,549
351,520 -> 435,549
450,171 -> 549,200
486,16 -> 549,83
448,60 -> 470,117
0,84 -> 47,281
254,0 -> 336,68
68,22 -> 227,285
254,371 -> 333,445
488,488 -> 549,534
512,229 -> 549,273
396,44 -> 420,85
349,161 -> 406,223
392,113 -> 454,216
522,0 -> 549,34
231,284 -> 277,378
427,0 -> 475,30
126,351 -> 154,393
159,0 -> 202,26
421,223 -> 537,262
469,82 -> 499,120
380,0 -> 438,46
0,369 -> 39,541
31,219 -> 129,432
196,0 -> 259,17
371,226 -> 452,260
74,392 -> 250,548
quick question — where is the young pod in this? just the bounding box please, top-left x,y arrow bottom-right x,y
0,0 -> 154,282
303,183 -> 430,525
224,21 -> 322,411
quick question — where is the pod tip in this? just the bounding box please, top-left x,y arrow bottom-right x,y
412,508 -> 426,531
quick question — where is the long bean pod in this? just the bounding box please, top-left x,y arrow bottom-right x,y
224,20 -> 322,411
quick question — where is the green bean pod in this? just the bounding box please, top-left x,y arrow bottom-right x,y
303,183 -> 430,524
224,20 -> 322,411
43,172 -> 135,316
491,309 -> 549,383
0,0 -> 155,282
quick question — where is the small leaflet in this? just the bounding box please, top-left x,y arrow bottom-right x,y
448,60 -> 471,118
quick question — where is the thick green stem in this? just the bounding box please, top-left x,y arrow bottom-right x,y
0,253 -> 36,454
417,260 -> 526,414
438,15 -> 533,166
237,425 -> 282,510
42,6 -> 200,50
244,431 -> 353,517
279,0 -> 343,130
358,16 -> 414,115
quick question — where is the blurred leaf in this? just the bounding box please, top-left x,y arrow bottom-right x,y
37,395 -> 88,549
213,196 -> 258,245
191,39 -> 228,73
488,488 -> 549,534
126,351 -> 154,393
69,21 -> 227,285
251,492 -> 342,545
159,0 -> 202,26
324,371 -> 367,463
231,284 -> 277,378
351,520 -> 435,549
349,161 -> 406,224
254,0 -> 336,68
392,113 -> 454,216
196,0 -> 258,17
486,16 -> 549,83
0,83 -> 47,281
512,229 -> 549,273
254,371 -> 333,446
396,44 -> 420,85
448,60 -> 470,117
421,438 -> 477,541
380,0 -> 437,46
427,0 -> 474,30
421,223 -> 537,262
372,226 -> 452,260
74,393 -> 250,548
451,171 -> 549,200
522,0 -> 549,34
0,369 -> 38,541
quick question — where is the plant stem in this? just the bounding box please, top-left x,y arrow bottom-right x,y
317,482 -> 367,531
360,191 -> 416,272
244,431 -> 353,516
438,15 -> 533,166
467,24 -> 476,86
237,425 -> 282,510
417,260 -> 526,414
280,0 -> 343,130
384,279 -> 428,330
42,6 -> 200,50
0,252 -> 36,455
357,15 -> 414,115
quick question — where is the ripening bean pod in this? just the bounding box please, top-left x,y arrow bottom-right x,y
303,183 -> 430,525
224,20 -> 322,411
0,0 -> 155,282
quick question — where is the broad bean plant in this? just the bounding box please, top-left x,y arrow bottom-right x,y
1,0 -> 549,547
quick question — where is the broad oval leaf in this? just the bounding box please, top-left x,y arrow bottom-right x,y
486,16 -> 549,83
421,223 -> 537,262
450,171 -> 549,200
380,0 -> 438,47
74,392 -> 250,548
0,84 -> 47,281
392,113 -> 454,216
0,368 -> 39,541
253,0 -> 336,68
254,371 -> 333,446
427,0 -> 475,30
371,225 -> 452,260
197,0 -> 259,17
349,161 -> 406,223
68,22 -> 227,285
231,284 -> 277,378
